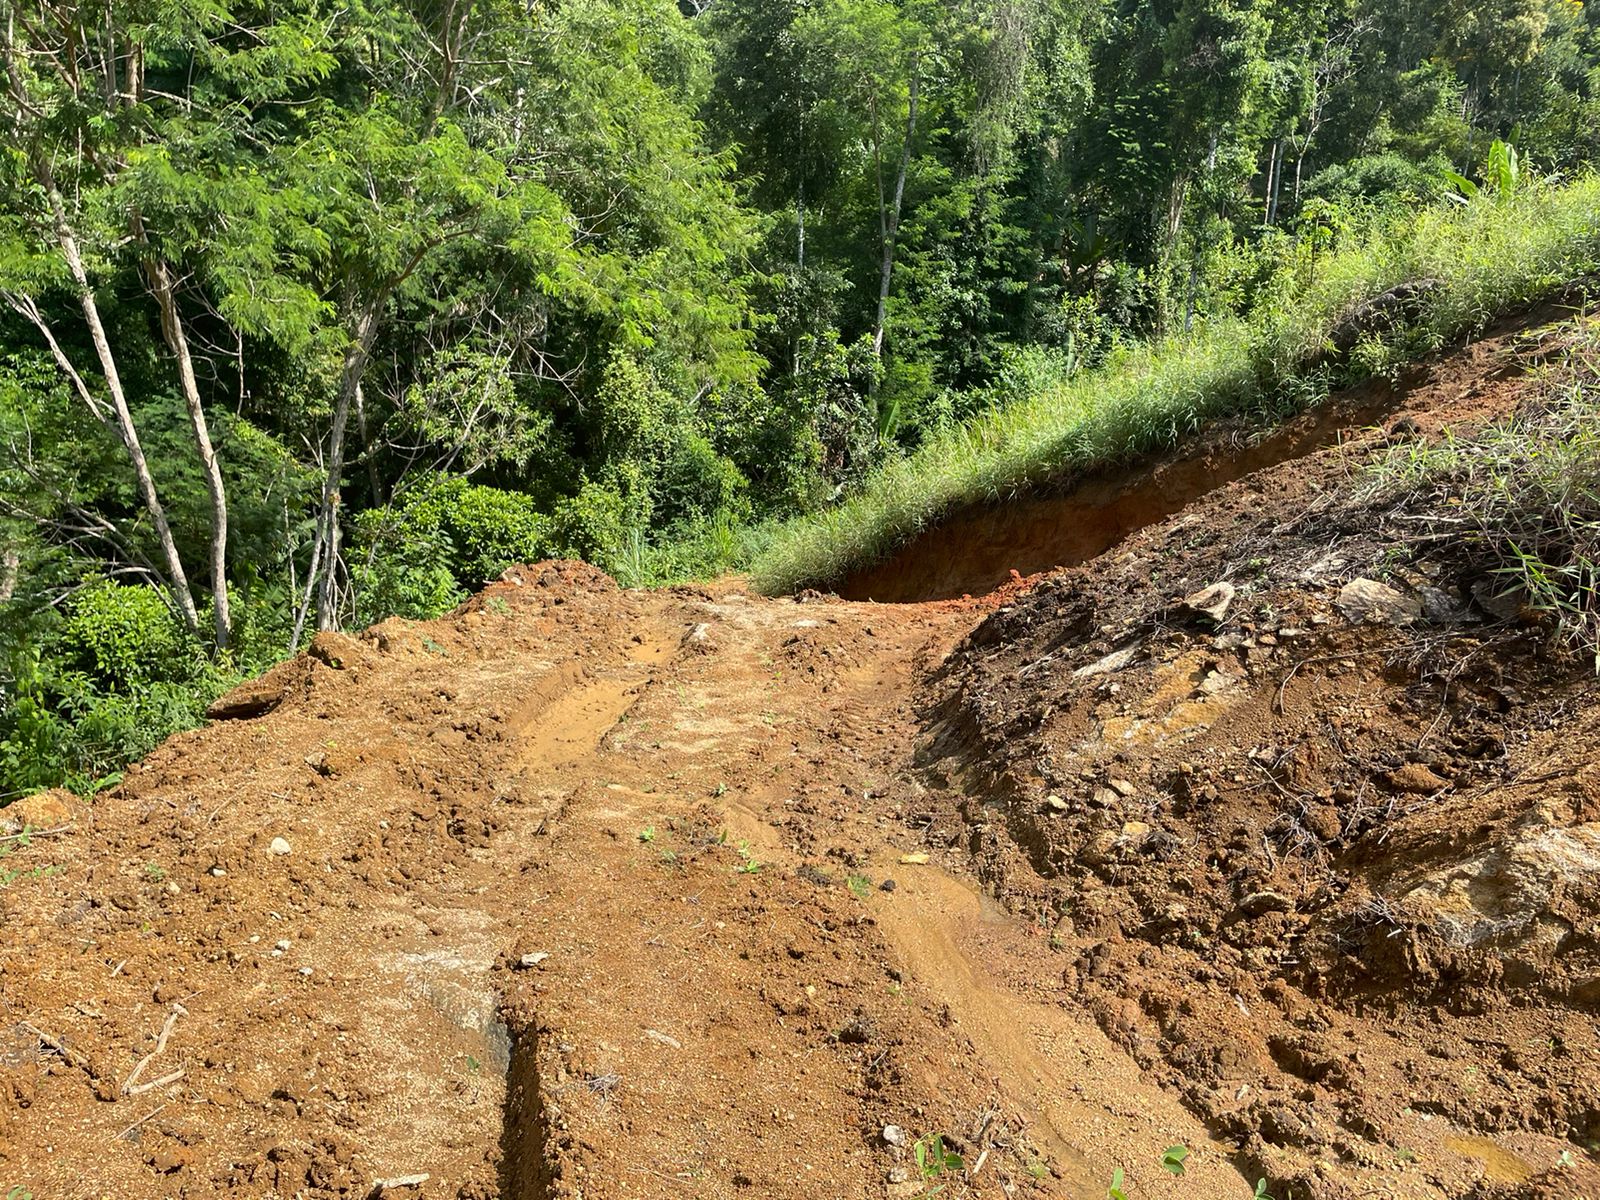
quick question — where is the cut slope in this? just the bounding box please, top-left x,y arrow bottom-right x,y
917,315 -> 1600,1198
751,182 -> 1600,598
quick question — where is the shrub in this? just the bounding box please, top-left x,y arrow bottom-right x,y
352,474 -> 554,621
58,579 -> 195,692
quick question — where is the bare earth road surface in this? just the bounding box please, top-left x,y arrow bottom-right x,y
0,566 -> 1248,1200
6,309 -> 1600,1200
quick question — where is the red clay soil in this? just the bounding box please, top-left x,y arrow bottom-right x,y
838,307 -> 1541,604
3,311 -> 1600,1200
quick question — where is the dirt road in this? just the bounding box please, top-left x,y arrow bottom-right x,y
1,563 -> 1249,1199
6,308 -> 1600,1200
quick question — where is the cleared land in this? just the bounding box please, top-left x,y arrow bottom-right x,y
4,310 -> 1600,1200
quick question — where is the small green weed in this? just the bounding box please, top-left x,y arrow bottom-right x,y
847,874 -> 873,899
145,862 -> 167,882
1107,1166 -> 1128,1200
912,1133 -> 964,1195
1161,1144 -> 1189,1176
638,826 -> 656,843
484,595 -> 510,614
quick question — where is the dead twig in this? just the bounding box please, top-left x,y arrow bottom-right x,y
0,823 -> 72,842
20,1021 -> 89,1069
123,1004 -> 184,1095
126,1068 -> 184,1095
116,1104 -> 166,1140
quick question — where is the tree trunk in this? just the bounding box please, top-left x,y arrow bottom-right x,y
144,253 -> 232,650
43,185 -> 200,634
872,61 -> 920,358
1264,139 -> 1281,227
1269,138 -> 1285,226
355,380 -> 384,506
311,297 -> 385,635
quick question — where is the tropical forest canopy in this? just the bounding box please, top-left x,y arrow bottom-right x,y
2,0 -> 1599,794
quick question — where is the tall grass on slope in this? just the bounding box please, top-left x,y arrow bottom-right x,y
750,178 -> 1600,596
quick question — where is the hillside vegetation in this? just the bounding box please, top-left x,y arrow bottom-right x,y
5,0 -> 1600,795
750,177 -> 1600,593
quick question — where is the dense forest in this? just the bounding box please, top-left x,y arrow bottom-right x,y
3,0 -> 1599,796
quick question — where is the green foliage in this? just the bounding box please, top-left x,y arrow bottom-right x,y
1161,1145 -> 1189,1176
351,475 -> 553,623
58,581 -> 193,693
1107,1166 -> 1128,1200
912,1133 -> 964,1194
751,176 -> 1600,593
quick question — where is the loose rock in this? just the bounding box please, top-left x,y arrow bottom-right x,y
1336,578 -> 1421,626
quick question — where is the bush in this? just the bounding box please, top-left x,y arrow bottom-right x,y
351,474 -> 555,622
58,579 -> 196,692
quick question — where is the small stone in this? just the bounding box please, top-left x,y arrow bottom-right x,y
881,1124 -> 908,1147
1073,645 -> 1139,679
1470,578 -> 1530,622
879,879 -> 897,893
1108,779 -> 1136,798
1090,787 -> 1120,808
1182,582 -> 1236,623
1384,763 -> 1449,795
887,1167 -> 913,1184
268,837 -> 292,856
1044,795 -> 1068,813
210,867 -> 227,877
1337,578 -> 1421,626
897,852 -> 929,865
1238,891 -> 1293,917
1120,820 -> 1151,842
517,952 -> 550,969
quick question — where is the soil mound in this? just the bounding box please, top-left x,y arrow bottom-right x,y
918,318 -> 1600,1198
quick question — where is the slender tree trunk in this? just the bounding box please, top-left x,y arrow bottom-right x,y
0,546 -> 17,602
1269,139 -> 1285,225
310,297 -> 385,636
43,185 -> 200,634
1264,139 -> 1281,227
872,61 -> 920,358
143,253 -> 232,650
355,380 -> 384,506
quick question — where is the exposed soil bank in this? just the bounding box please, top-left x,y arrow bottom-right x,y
838,308 -> 1548,604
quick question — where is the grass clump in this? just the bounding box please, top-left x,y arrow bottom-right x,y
749,177 -> 1600,595
1369,320 -> 1600,665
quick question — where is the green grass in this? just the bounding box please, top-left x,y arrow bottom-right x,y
748,177 -> 1600,595
1366,317 -> 1600,662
